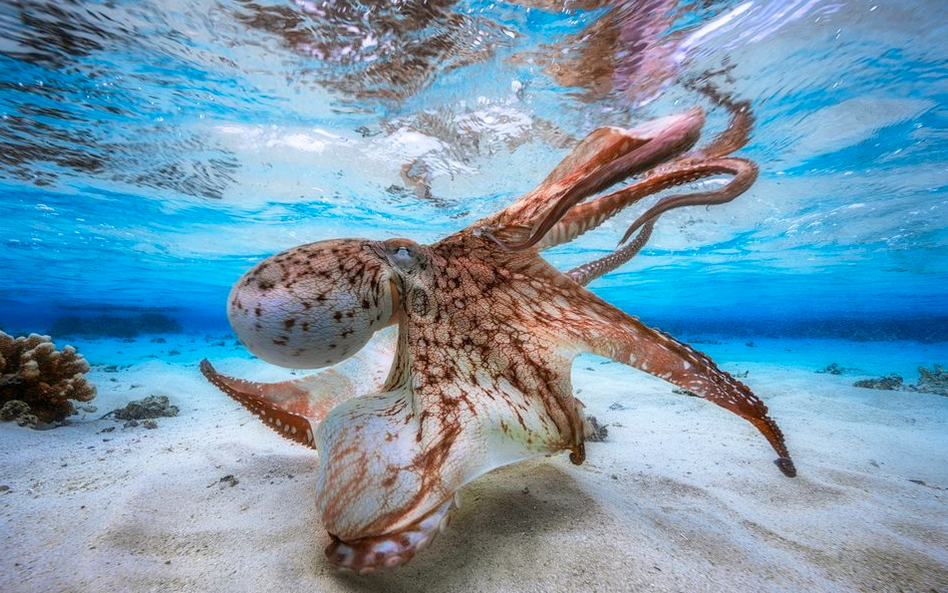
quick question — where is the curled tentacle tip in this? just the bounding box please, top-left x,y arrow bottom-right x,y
775,457 -> 797,478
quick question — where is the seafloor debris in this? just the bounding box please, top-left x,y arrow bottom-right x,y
585,415 -> 609,442
112,395 -> 179,421
817,363 -> 846,375
853,375 -> 904,391
219,475 -> 239,488
0,331 -> 96,427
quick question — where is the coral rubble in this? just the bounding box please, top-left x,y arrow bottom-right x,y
853,375 -> 904,391
0,400 -> 37,427
0,332 -> 96,426
911,364 -> 948,396
112,395 -> 179,421
817,363 -> 845,375
852,364 -> 948,396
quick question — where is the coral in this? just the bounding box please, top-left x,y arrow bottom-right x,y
853,375 -> 904,391
112,395 -> 179,420
0,400 -> 38,427
48,312 -> 182,338
0,332 -> 96,425
817,363 -> 845,375
851,366 -> 948,396
911,364 -> 948,396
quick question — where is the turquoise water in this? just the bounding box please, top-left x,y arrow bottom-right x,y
1,0 -> 946,341
3,4 -> 948,589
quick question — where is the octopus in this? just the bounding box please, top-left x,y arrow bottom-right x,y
201,89 -> 795,573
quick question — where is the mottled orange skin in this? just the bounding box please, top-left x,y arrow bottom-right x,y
201,95 -> 794,573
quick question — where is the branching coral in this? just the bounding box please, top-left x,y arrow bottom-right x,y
0,332 -> 96,426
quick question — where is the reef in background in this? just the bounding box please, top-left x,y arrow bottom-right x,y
852,364 -> 948,396
913,364 -> 948,396
0,332 -> 96,428
48,312 -> 182,338
637,314 -> 948,343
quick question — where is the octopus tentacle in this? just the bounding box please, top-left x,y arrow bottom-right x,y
313,386 -> 453,571
546,157 -> 755,286
691,84 -> 754,159
533,179 -> 653,251
537,125 -> 649,189
533,87 -> 753,256
618,157 -> 758,245
482,108 -> 705,250
542,90 -> 757,286
200,326 -> 396,445
200,359 -> 318,449
326,498 -> 455,573
536,156 -> 755,251
314,261 -> 595,571
313,376 -> 577,571
493,89 -> 751,254
566,218 -> 656,286
555,287 -> 795,477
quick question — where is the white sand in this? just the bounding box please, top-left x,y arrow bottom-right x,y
1,335 -> 947,592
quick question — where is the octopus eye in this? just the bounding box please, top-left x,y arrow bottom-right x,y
393,246 -> 412,265
227,239 -> 397,369
378,239 -> 425,272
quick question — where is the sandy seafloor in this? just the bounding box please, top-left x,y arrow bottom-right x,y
1,333 -> 947,593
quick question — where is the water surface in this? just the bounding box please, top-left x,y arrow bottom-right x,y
1,0 -> 946,341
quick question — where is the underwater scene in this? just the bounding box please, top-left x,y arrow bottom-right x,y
1,0 -> 947,590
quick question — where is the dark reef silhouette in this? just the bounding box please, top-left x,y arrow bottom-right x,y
48,312 -> 182,338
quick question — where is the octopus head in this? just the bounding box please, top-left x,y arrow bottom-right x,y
227,238 -> 425,368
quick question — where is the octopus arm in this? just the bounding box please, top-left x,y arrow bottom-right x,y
617,157 -> 758,245
537,87 -> 755,253
485,109 -> 705,250
200,326 -> 397,447
559,156 -> 757,285
200,359 -> 319,449
690,85 -> 754,159
314,350 -> 586,572
561,289 -> 795,477
535,156 -> 753,251
565,218 -> 656,286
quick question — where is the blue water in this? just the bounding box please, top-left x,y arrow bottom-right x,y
1,0 -> 947,342
3,4 -> 948,589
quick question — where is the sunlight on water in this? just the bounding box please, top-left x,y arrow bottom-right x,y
0,0 -> 946,336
